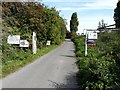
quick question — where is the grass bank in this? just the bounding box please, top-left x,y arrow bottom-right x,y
1,45 -> 58,78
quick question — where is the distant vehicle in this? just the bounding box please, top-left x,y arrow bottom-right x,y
87,40 -> 96,46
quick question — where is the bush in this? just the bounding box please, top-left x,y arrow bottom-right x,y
72,31 -> 120,89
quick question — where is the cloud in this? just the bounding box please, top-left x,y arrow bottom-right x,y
56,0 -> 118,11
57,7 -> 73,11
84,0 -> 117,9
2,0 -> 35,2
65,14 -> 115,33
57,7 -> 110,11
77,15 -> 115,34
39,0 -> 97,2
40,0 -> 117,34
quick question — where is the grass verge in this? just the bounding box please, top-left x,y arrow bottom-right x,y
1,45 -> 58,78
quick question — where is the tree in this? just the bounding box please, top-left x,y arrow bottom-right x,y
70,12 -> 79,35
97,19 -> 107,32
101,19 -> 105,28
2,2 -> 67,49
114,1 -> 120,28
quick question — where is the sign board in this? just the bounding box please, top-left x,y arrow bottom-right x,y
46,40 -> 51,46
87,40 -> 96,46
88,32 -> 97,39
19,40 -> 29,47
7,35 -> 20,44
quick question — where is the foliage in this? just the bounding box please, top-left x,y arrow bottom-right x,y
66,30 -> 71,39
2,2 -> 67,46
72,30 -> 120,89
2,2 -> 67,77
70,12 -> 79,35
1,45 -> 58,78
114,1 -> 120,28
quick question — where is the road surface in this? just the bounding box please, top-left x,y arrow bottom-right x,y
2,39 -> 79,88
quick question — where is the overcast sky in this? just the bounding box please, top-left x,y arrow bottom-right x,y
37,0 -> 118,34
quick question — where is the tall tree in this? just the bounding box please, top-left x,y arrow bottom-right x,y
114,1 -> 120,28
70,12 -> 79,35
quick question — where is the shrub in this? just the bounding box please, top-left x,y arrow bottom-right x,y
73,31 -> 120,89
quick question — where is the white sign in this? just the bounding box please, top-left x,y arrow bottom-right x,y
46,40 -> 51,46
32,32 -> 37,54
88,32 -> 97,39
7,35 -> 20,44
19,40 -> 29,47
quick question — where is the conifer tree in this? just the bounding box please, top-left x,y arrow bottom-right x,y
70,12 -> 79,35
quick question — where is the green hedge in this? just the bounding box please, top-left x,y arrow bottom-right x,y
72,31 -> 120,89
2,2 -> 67,78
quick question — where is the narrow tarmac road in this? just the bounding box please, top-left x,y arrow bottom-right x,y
2,39 -> 79,88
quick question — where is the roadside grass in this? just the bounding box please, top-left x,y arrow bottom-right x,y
1,45 -> 58,78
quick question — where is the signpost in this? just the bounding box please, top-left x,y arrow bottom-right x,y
85,30 -> 98,56
46,40 -> 51,46
7,35 -> 20,44
7,33 -> 37,54
32,32 -> 37,54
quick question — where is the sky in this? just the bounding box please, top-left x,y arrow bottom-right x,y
36,0 -> 118,34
